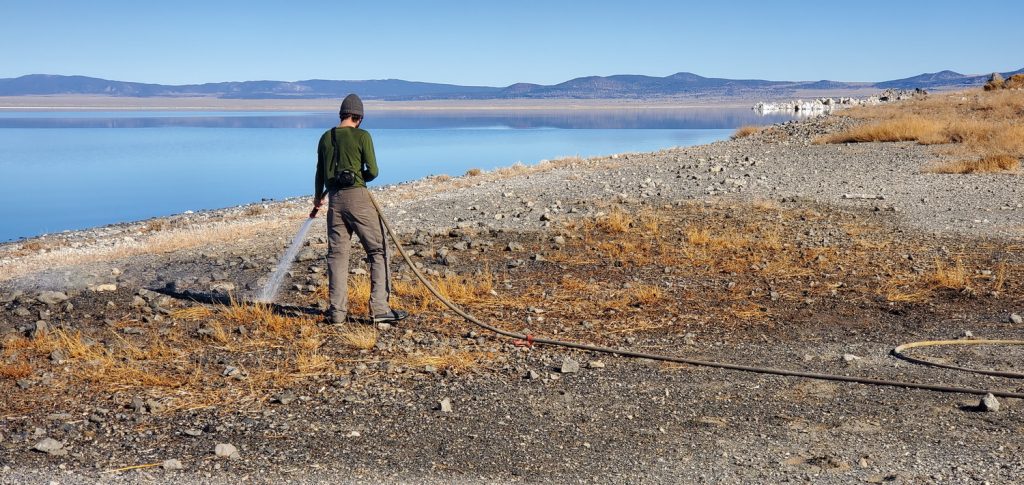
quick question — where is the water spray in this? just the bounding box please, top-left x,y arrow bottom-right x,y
256,204 -> 321,303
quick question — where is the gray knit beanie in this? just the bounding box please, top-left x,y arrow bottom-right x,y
339,93 -> 364,117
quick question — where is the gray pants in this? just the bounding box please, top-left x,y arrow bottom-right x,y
327,187 -> 391,319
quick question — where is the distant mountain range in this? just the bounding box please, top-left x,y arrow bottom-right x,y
1,68 -> 1021,100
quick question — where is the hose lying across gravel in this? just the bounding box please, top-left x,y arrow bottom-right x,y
368,193 -> 1024,400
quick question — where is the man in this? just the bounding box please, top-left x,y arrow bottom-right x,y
314,93 -> 408,325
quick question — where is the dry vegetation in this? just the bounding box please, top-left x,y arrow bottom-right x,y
815,89 -> 1024,174
3,202 -> 1021,417
731,125 -> 761,139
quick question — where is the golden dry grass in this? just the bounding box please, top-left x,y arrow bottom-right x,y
464,168 -> 483,177
927,154 -> 1021,174
402,351 -> 482,372
336,325 -> 378,350
815,89 -> 1024,174
731,125 -> 761,139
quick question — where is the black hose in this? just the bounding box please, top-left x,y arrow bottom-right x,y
368,193 -> 1024,400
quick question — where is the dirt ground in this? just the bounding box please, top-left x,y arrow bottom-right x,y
3,197 -> 1024,484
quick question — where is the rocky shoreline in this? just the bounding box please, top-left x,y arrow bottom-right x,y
2,108 -> 1023,484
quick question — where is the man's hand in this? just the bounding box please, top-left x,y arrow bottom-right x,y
313,195 -> 325,209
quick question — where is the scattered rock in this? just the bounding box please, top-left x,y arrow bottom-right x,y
32,438 -> 64,455
130,296 -> 148,308
161,459 -> 184,470
28,320 -> 49,338
526,370 -> 541,380
961,330 -> 974,339
842,354 -> 862,363
49,349 -> 66,364
210,282 -> 236,294
90,284 -> 117,292
438,398 -> 453,413
274,391 -> 297,405
36,291 -> 69,306
1010,313 -> 1023,325
980,393 -> 1000,412
182,428 -> 203,437
214,443 -> 240,460
552,235 -> 566,246
295,248 -> 318,262
588,360 -> 606,369
560,357 -> 580,374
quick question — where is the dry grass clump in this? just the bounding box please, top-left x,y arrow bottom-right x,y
927,154 -> 1020,174
816,116 -> 942,143
1006,74 -> 1024,90
393,270 -> 494,312
464,168 -> 483,177
815,89 -> 1024,174
336,325 -> 378,350
731,125 -> 761,139
595,207 -> 634,233
928,259 -> 972,290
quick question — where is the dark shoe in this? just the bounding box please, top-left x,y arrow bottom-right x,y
372,309 -> 408,323
324,310 -> 349,325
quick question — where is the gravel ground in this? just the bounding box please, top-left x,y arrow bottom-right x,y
1,110 -> 1023,484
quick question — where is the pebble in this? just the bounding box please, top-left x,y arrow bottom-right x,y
36,291 -> 69,306
274,391 -> 297,405
32,438 -> 64,455
29,320 -> 49,338
214,443 -> 240,460
980,393 -> 1000,412
90,284 -> 117,292
842,354 -> 862,363
588,360 -> 606,369
1010,313 -> 1023,325
210,282 -> 236,293
439,398 -> 453,413
560,357 -> 580,374
527,370 -> 541,380
161,459 -> 184,470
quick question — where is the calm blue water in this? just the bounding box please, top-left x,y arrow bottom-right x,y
0,109 -> 792,241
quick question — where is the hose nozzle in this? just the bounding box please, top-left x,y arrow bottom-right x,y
309,207 -> 319,218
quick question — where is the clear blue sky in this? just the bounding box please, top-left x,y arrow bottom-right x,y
2,0 -> 1021,86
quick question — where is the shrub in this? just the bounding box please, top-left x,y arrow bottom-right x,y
731,125 -> 761,139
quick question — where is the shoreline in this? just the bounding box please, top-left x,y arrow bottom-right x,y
2,108 -> 1021,286
0,90 -> 886,112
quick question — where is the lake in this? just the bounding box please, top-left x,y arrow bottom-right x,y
0,108 -> 793,241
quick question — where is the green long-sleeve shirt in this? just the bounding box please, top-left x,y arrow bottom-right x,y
314,126 -> 378,197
